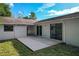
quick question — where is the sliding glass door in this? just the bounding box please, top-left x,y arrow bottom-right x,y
50,23 -> 62,40
27,25 -> 35,36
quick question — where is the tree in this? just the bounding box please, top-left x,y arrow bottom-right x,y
0,3 -> 11,16
29,12 -> 37,20
23,16 -> 29,19
18,13 -> 23,19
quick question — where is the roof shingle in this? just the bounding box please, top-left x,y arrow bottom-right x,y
0,17 -> 37,25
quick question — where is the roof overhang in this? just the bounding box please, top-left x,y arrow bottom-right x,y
35,12 -> 79,25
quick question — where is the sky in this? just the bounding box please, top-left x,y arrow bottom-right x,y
9,3 -> 79,20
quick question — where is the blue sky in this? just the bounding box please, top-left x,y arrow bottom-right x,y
10,3 -> 79,20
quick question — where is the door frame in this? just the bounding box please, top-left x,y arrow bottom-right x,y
27,25 -> 36,36
50,23 -> 62,40
37,26 -> 42,36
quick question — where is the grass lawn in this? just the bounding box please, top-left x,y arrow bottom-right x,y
0,39 -> 79,56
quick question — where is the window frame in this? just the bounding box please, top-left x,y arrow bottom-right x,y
4,25 -> 14,32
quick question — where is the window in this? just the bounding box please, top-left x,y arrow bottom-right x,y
4,25 -> 13,31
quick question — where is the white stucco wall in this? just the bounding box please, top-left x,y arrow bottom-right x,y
42,24 -> 50,38
63,18 -> 79,47
14,25 -> 27,38
0,25 -> 5,40
0,25 -> 27,40
34,26 -> 37,35
0,25 -> 15,40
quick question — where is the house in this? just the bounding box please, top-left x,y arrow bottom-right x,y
0,12 -> 79,47
35,12 -> 79,47
0,17 -> 37,40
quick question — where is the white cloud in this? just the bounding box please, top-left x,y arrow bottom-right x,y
8,3 -> 14,7
47,6 -> 79,16
18,11 -> 23,15
37,3 -> 55,12
28,13 -> 31,15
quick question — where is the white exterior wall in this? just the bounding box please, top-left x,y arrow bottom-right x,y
0,25 -> 4,40
0,25 -> 27,40
0,25 -> 15,40
14,25 -> 27,38
42,24 -> 50,38
34,26 -> 37,35
63,18 -> 79,47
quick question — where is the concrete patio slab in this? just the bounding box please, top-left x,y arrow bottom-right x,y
17,36 -> 62,51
